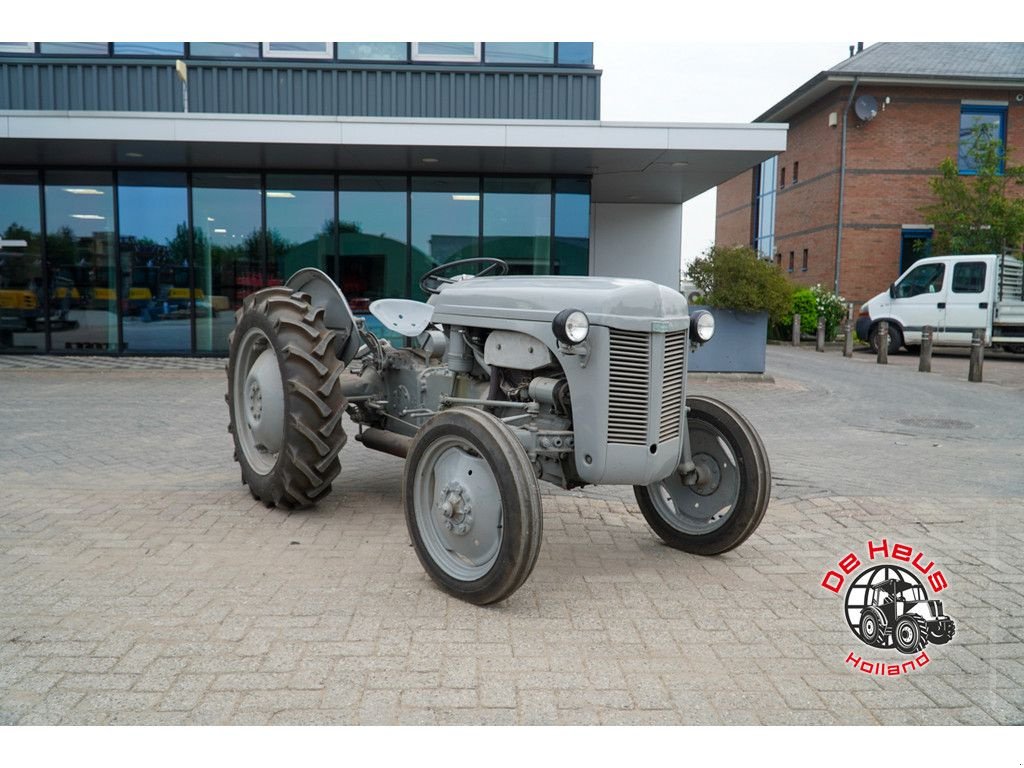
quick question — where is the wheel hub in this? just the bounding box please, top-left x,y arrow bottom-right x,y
690,452 -> 722,496
438,481 -> 473,536
248,381 -> 264,422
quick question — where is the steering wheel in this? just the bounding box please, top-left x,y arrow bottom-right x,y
418,257 -> 510,295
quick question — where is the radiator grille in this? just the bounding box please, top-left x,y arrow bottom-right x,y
607,330 -> 651,445
659,330 -> 687,442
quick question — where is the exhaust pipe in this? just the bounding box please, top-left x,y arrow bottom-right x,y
356,428 -> 412,459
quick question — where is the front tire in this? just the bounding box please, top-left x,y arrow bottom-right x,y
859,608 -> 886,647
928,620 -> 956,645
893,615 -> 929,654
634,396 -> 771,555
869,322 -> 903,355
226,287 -> 348,509
404,407 -> 542,605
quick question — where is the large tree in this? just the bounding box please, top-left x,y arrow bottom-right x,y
921,124 -> 1024,256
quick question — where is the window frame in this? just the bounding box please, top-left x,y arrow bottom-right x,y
951,261 -> 987,294
958,103 -> 1008,176
411,42 -> 481,63
0,42 -> 35,54
261,42 -> 334,60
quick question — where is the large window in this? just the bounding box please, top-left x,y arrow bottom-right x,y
337,43 -> 407,61
39,42 -> 107,55
484,178 -> 551,275
412,43 -> 480,62
484,43 -> 554,65
0,171 -> 44,352
189,42 -> 260,58
191,174 -> 263,354
44,172 -> 117,352
553,179 -> 590,276
411,177 -> 480,299
262,42 -> 332,60
118,172 -> 190,354
556,43 -> 593,66
266,174 -> 335,285
113,43 -> 184,56
0,43 -> 34,54
754,156 -> 777,258
338,176 -> 407,312
959,104 -> 1007,174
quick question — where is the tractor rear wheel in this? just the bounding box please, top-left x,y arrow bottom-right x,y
226,286 -> 347,509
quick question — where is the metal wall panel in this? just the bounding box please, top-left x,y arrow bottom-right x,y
0,59 -> 600,119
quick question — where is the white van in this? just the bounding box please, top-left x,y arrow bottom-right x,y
856,254 -> 1024,354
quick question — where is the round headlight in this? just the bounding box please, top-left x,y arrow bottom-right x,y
552,308 -> 589,345
690,310 -> 715,343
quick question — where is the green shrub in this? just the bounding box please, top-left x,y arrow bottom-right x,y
786,288 -> 818,337
685,245 -> 793,324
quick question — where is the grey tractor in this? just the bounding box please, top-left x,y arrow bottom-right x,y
225,258 -> 771,604
859,578 -> 956,653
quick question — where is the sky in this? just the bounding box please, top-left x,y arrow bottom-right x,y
595,41 -> 855,268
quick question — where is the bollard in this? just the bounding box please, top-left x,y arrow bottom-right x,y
792,314 -> 801,346
843,319 -> 854,358
969,328 -> 985,382
919,326 -> 933,373
876,320 -> 888,365
816,316 -> 826,352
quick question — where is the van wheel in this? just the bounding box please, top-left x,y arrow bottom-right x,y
869,323 -> 903,355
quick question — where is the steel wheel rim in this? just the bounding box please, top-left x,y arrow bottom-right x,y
233,326 -> 286,476
648,421 -> 741,535
863,615 -> 876,638
897,622 -> 914,646
413,435 -> 503,581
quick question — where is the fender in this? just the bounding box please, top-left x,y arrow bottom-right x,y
285,268 -> 361,365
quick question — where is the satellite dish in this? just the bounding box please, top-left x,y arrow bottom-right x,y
855,95 -> 879,122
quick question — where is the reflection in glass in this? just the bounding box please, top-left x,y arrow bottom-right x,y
44,171 -> 117,352
191,174 -> 263,354
118,172 -> 190,353
0,171 -> 45,352
554,179 -> 590,275
337,43 -> 406,61
413,42 -> 478,60
411,177 -> 479,300
40,42 -> 108,55
114,42 -> 184,56
266,174 -> 334,284
263,42 -> 331,58
484,43 -> 554,64
958,108 -> 1005,173
339,177 -> 407,342
483,178 -> 551,275
556,43 -> 593,65
189,42 -> 260,58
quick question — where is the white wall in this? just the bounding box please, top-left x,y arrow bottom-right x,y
589,203 -> 683,289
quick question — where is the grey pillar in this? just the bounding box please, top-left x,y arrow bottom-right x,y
877,320 -> 888,365
792,315 -> 801,347
816,316 -> 826,352
919,325 -> 933,373
969,329 -> 985,382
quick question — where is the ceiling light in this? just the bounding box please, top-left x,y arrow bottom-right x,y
266,191 -> 296,199
422,157 -> 439,164
126,152 -> 144,158
452,194 -> 480,202
206,217 -> 215,222
64,188 -> 104,195
671,161 -> 689,168
71,214 -> 105,220
214,228 -> 227,234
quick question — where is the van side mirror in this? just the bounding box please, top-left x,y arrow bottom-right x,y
889,283 -> 896,299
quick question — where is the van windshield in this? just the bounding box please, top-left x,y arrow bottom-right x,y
895,263 -> 944,298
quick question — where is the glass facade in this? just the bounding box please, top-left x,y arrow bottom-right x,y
40,42 -> 107,55
0,171 -> 44,352
118,172 -> 190,354
958,105 -> 1007,174
113,42 -> 184,56
485,43 -> 555,65
483,178 -> 551,275
556,43 -> 593,65
44,172 -> 117,352
189,42 -> 260,58
337,43 -> 407,61
0,172 -> 590,355
754,156 -> 778,258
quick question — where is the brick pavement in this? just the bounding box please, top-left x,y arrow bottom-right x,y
0,348 -> 1021,725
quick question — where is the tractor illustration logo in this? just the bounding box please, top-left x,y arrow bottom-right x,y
844,565 -> 956,653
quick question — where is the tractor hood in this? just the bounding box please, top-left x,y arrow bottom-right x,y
429,276 -> 690,333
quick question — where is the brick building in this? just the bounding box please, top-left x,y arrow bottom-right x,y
716,42 -> 1024,304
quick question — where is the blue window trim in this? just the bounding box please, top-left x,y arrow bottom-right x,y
958,104 -> 1007,176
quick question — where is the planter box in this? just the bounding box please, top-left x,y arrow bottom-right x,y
688,308 -> 767,373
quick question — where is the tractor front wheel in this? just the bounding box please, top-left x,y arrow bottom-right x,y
226,287 -> 348,509
894,615 -> 929,654
404,407 -> 542,605
928,620 -> 956,645
634,396 -> 770,555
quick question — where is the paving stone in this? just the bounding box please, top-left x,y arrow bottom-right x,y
0,351 -> 1020,725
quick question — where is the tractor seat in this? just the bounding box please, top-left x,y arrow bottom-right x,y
369,299 -> 435,337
